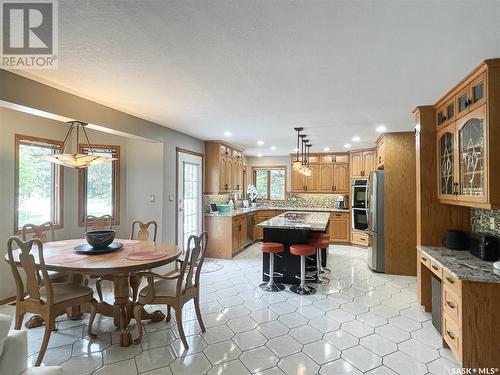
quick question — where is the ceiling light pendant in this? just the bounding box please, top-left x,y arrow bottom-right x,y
303,143 -> 312,176
38,121 -> 117,169
293,127 -> 304,171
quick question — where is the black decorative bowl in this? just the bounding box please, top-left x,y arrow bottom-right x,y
85,230 -> 116,249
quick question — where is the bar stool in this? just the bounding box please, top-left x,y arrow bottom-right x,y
290,244 -> 316,295
309,232 -> 331,275
308,235 -> 330,284
260,242 -> 285,292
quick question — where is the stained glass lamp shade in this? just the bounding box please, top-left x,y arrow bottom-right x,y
39,121 -> 116,169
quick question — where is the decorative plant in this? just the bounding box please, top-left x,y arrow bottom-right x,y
247,184 -> 258,202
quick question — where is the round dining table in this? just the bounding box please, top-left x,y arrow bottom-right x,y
5,238 -> 182,346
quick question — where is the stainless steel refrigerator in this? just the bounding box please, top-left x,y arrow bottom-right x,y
366,170 -> 384,272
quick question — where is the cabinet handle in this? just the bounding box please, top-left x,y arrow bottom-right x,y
332,186 -> 334,191
431,265 -> 439,271
378,156 -> 381,163
467,98 -> 472,105
445,277 -> 455,284
421,257 -> 427,262
446,330 -> 456,340
446,301 -> 455,309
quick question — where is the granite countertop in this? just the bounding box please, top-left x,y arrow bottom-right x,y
205,206 -> 349,217
418,246 -> 500,284
257,211 -> 331,231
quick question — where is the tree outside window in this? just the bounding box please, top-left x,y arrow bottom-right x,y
253,167 -> 286,200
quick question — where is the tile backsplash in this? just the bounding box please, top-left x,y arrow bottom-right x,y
471,208 -> 500,237
203,193 -> 346,212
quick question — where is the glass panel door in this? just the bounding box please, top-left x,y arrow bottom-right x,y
438,131 -> 454,196
458,116 -> 485,197
177,152 -> 203,249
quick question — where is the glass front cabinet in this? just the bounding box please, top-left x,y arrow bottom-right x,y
434,60 -> 500,208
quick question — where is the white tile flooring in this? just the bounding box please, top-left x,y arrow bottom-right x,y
0,244 -> 462,374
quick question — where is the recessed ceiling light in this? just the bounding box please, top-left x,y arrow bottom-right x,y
352,136 -> 360,142
257,153 -> 263,157
257,140 -> 265,146
376,125 -> 387,133
344,144 -> 351,149
224,131 -> 232,137
270,146 -> 276,151
323,147 -> 330,151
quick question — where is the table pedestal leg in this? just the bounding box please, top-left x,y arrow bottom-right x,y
141,308 -> 165,322
67,274 -> 84,319
113,274 -> 132,347
25,315 -> 45,329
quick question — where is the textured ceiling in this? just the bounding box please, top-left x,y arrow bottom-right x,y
15,1 -> 500,155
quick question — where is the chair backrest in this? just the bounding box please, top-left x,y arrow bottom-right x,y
177,232 -> 208,296
7,236 -> 53,305
21,221 -> 55,243
130,220 -> 157,241
85,215 -> 113,232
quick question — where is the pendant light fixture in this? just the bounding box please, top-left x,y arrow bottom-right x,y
292,127 -> 304,171
39,121 -> 117,169
304,144 -> 312,176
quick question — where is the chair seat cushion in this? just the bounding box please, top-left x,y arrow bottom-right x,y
139,278 -> 178,299
22,366 -> 63,375
261,242 -> 284,253
290,244 -> 315,256
39,283 -> 93,304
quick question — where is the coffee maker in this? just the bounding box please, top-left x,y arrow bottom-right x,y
337,195 -> 348,210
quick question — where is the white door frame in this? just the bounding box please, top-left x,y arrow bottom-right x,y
176,148 -> 203,249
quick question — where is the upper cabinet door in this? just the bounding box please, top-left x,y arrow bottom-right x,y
305,164 -> 320,192
319,164 -> 334,192
225,158 -> 233,191
436,123 -> 456,200
291,166 -> 305,192
333,164 -> 349,193
456,105 -> 487,203
468,73 -> 486,112
350,152 -> 363,178
219,157 -> 227,192
362,151 -> 375,176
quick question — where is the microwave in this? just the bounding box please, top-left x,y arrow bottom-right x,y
352,179 -> 367,208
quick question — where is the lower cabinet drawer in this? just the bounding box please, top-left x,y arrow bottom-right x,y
443,315 -> 461,356
443,270 -> 461,297
443,286 -> 461,323
429,260 -> 443,279
420,252 -> 431,268
351,231 -> 368,246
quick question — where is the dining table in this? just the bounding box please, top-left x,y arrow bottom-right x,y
5,238 -> 182,347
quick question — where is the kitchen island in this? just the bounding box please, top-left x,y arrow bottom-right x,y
257,211 -> 330,284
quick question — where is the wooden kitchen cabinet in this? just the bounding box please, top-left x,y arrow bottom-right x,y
350,149 -> 375,178
329,212 -> 350,243
205,141 -> 245,194
253,210 -> 278,240
206,214 -> 249,259
376,136 -> 385,168
291,152 -> 349,193
433,60 -> 500,209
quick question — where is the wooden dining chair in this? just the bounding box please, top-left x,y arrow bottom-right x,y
7,236 -> 98,366
132,232 -> 208,350
84,214 -> 113,232
129,220 -> 158,301
21,221 -> 55,243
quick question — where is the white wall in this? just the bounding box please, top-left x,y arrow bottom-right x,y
245,155 -> 292,191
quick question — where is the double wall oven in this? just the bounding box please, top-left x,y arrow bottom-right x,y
352,179 -> 368,231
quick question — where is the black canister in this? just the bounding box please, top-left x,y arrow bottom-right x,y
445,230 -> 468,250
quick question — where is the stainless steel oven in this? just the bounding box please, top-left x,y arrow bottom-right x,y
352,208 -> 368,231
352,179 -> 367,208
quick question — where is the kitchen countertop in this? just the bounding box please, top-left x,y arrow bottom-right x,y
418,245 -> 500,284
257,211 -> 331,231
205,206 -> 349,217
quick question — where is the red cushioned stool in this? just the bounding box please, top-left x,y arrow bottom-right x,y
260,242 -> 285,292
290,244 -> 316,295
308,237 -> 330,284
308,232 -> 331,275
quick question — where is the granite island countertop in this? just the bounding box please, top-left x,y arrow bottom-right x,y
418,245 -> 500,283
257,211 -> 331,231
205,206 -> 349,217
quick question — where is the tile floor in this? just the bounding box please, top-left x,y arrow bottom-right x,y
0,244 -> 462,374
